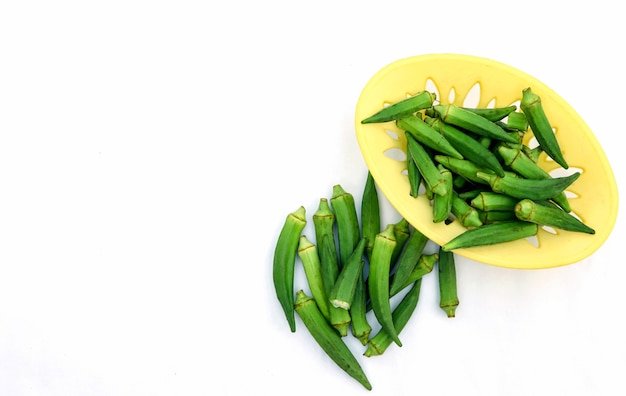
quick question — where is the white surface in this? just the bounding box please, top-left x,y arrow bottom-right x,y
0,1 -> 624,395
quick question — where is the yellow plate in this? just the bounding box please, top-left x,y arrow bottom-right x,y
355,54 -> 619,269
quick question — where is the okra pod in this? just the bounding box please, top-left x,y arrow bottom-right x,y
476,171 -> 580,201
391,218 -> 410,266
364,279 -> 422,357
496,144 -> 571,212
434,155 -> 493,185
438,247 -> 459,318
442,220 -> 539,251
330,184 -> 361,268
392,252 -> 437,297
361,90 -> 436,124
502,111 -> 528,132
329,238 -> 367,310
433,104 -> 518,144
361,172 -> 380,261
514,199 -> 595,234
451,192 -> 483,228
273,206 -> 307,332
461,105 -> 517,122
427,117 -> 505,177
368,224 -> 402,347
294,290 -> 373,390
397,116 -> 463,159
298,235 -> 331,321
407,151 -> 422,198
406,133 -> 449,196
350,273 -> 372,345
313,199 -> 340,293
389,228 -> 429,297
477,209 -> 517,224
320,234 -> 353,336
470,191 -> 519,212
520,87 -> 568,169
432,165 -> 454,223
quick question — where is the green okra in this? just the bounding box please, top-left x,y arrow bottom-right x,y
476,171 -> 580,201
427,117 -> 505,177
477,209 -> 517,224
520,87 -> 568,169
364,279 -> 422,358
496,144 -> 571,212
523,144 -> 544,163
407,150 -> 422,197
397,116 -> 463,159
350,273 -> 372,346
329,238 -> 367,310
470,191 -> 519,212
273,206 -> 307,332
457,188 -> 489,200
502,111 -> 528,132
313,199 -> 340,292
514,199 -> 595,234
433,104 -> 519,144
442,220 -> 539,251
434,155 -> 493,185
391,218 -> 411,266
451,192 -> 483,228
319,234 -> 353,336
298,235 -> 331,321
461,105 -> 517,122
432,165 -> 454,223
438,247 -> 459,318
294,290 -> 373,391
361,90 -> 436,124
330,184 -> 361,268
406,133 -> 449,196
389,228 -> 429,297
368,224 -> 402,347
392,252 -> 437,297
361,172 -> 380,261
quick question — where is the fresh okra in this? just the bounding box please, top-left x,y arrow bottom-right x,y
437,247 -> 459,318
434,155 -> 493,185
451,192 -> 483,228
432,165 -> 454,223
320,234 -> 353,336
273,206 -> 307,332
350,272 -> 372,345
364,279 -> 422,357
427,117 -> 505,177
330,184 -> 361,268
496,144 -> 571,212
390,218 -> 411,265
389,228 -> 429,297
433,104 -> 518,144
442,220 -> 539,251
514,199 -> 595,234
361,171 -> 380,261
470,191 -> 519,212
477,209 -> 517,224
461,105 -> 517,122
361,90 -> 436,124
397,116 -> 463,159
313,199 -> 340,293
329,238 -> 367,310
294,290 -> 373,390
476,171 -> 580,201
392,253 -> 438,297
368,224 -> 402,347
406,133 -> 449,196
407,150 -> 422,197
298,235 -> 332,321
520,87 -> 569,169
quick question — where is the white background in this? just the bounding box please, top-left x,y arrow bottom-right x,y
1,1 -> 624,395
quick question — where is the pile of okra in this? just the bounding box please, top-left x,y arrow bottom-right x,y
364,86 -> 595,250
273,176 -> 457,390
272,86 -> 595,390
